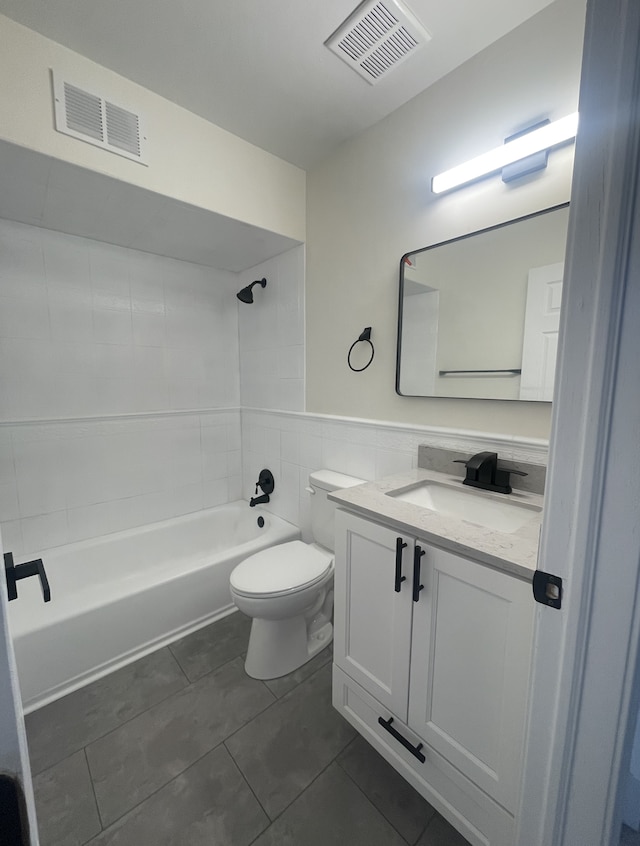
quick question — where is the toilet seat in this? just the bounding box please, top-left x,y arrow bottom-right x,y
230,540 -> 333,597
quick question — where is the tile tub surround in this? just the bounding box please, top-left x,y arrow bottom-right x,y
28,611 -> 470,846
0,220 -> 240,421
0,409 -> 242,557
238,246 -> 305,413
329,468 -> 543,579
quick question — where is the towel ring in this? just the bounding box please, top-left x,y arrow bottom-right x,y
347,327 -> 375,372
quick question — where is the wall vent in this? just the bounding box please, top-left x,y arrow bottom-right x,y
325,0 -> 431,84
53,73 -> 148,165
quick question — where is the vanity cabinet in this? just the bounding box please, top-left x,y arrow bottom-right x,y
333,508 -> 536,846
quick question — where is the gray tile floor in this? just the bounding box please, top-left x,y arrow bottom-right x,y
26,611 -> 471,846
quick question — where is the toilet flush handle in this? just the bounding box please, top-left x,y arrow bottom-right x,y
305,486 -> 315,495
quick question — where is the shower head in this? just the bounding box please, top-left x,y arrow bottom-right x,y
237,277 -> 267,304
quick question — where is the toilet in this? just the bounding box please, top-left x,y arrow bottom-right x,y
230,469 -> 365,680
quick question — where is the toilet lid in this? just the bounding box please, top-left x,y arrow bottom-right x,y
230,541 -> 333,595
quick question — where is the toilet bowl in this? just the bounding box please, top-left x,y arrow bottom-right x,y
230,469 -> 364,680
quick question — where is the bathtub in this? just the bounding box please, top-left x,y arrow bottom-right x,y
8,503 -> 299,713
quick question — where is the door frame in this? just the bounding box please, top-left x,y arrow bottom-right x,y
0,532 -> 40,845
516,0 -> 640,843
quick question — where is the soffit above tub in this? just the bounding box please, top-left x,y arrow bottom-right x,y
0,140 -> 300,271
0,0 -> 558,169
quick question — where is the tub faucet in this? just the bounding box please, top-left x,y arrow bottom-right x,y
250,468 -> 275,507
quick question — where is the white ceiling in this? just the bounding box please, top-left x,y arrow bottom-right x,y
0,0 -> 556,169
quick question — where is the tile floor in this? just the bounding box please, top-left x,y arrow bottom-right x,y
26,611 -> 471,845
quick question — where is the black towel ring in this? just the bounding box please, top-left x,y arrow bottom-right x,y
348,327 -> 375,372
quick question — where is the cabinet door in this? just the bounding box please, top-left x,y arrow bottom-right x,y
333,510 -> 414,719
408,543 -> 535,812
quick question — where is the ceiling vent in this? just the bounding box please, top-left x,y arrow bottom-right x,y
325,0 -> 431,84
52,72 -> 148,165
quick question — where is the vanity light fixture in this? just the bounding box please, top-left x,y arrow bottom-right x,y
431,112 -> 579,194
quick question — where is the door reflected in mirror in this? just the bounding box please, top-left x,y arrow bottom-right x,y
396,203 -> 570,402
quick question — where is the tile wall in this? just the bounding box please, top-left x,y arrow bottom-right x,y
0,220 -> 243,555
0,220 -> 240,418
238,245 -> 304,412
241,408 -> 548,543
0,410 -> 241,558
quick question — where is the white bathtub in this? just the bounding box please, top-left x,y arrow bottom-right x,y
8,503 -> 299,713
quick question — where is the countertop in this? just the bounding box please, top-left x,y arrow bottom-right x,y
329,468 -> 543,581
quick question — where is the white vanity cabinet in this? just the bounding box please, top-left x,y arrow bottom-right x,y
332,508 -> 536,846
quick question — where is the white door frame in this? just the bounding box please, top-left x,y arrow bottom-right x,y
0,532 -> 40,844
517,0 -> 640,843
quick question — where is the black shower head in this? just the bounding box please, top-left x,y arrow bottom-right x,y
237,277 -> 267,304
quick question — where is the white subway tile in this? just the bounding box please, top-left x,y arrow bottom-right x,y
227,450 -> 242,477
202,478 -> 229,509
0,297 -> 51,340
94,345 -> 135,378
21,510 -> 69,554
43,234 -> 89,286
279,379 -> 304,411
299,434 -> 322,469
263,427 -> 281,463
280,430 -> 299,465
93,308 -> 133,345
132,312 -> 165,346
202,424 -> 227,455
133,345 -> 165,378
227,475 -> 243,502
0,520 -> 24,558
14,439 -> 67,517
49,302 -> 93,343
375,449 -> 414,479
171,482 -> 204,516
66,500 -> 117,543
0,481 -> 20,522
52,343 -> 96,376
0,223 -> 44,287
0,432 -> 14,479
278,345 -> 304,379
203,452 -> 228,481
278,461 -> 300,526
227,423 -> 242,452
168,379 -> 200,410
344,444 -> 376,480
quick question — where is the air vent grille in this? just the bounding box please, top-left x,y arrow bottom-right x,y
326,0 -> 430,84
105,102 -> 141,157
64,83 -> 103,140
53,73 -> 147,166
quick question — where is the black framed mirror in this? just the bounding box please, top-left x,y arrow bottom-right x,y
396,203 -> 570,402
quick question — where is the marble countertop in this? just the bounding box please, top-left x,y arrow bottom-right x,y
329,468 -> 543,581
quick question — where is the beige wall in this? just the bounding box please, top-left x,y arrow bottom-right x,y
306,0 -> 585,439
0,14 -> 305,242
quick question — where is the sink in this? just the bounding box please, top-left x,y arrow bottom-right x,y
387,482 -> 541,534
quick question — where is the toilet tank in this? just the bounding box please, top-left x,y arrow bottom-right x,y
309,470 -> 365,551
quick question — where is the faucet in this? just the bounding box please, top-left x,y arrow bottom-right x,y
250,468 -> 275,507
453,451 -> 527,495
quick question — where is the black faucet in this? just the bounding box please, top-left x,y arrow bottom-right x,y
250,468 -> 275,507
453,451 -> 527,495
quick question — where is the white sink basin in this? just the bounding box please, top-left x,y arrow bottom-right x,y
387,482 -> 541,534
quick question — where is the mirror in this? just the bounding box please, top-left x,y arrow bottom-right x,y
396,203 -> 569,402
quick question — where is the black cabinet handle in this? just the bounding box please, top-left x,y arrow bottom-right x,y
4,552 -> 51,603
378,716 -> 426,763
394,538 -> 407,592
412,546 -> 425,602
